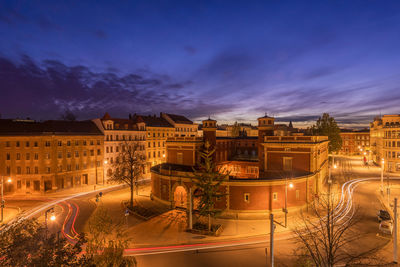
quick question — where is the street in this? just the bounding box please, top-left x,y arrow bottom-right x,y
1,156 -> 398,266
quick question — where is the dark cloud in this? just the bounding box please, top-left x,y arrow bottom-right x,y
183,45 -> 197,55
36,15 -> 61,31
302,66 -> 341,80
94,29 -> 107,39
0,7 -> 27,25
0,55 -> 199,120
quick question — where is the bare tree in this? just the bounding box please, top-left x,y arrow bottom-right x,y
293,186 -> 384,267
86,205 -> 136,266
109,141 -> 145,209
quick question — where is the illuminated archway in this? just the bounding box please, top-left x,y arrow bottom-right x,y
173,185 -> 187,209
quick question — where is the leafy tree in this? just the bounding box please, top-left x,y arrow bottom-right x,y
312,113 -> 342,153
109,141 -> 146,208
86,205 -> 136,266
230,121 -> 240,137
191,141 -> 229,232
293,188 -> 382,266
0,218 -> 88,266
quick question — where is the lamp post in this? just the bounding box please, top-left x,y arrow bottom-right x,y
284,179 -> 294,228
328,162 -> 337,184
381,159 -> 385,193
103,160 -> 108,185
1,177 -> 12,223
45,207 -> 56,238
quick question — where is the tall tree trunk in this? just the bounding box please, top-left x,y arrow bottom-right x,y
208,214 -> 211,232
130,183 -> 134,208
136,178 -> 138,196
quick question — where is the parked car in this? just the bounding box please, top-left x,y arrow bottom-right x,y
377,209 -> 391,223
379,220 -> 393,235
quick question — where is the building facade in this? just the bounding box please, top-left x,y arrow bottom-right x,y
0,119 -> 104,194
151,115 -> 328,217
93,113 -> 146,180
339,130 -> 370,156
371,115 -> 400,173
161,113 -> 198,137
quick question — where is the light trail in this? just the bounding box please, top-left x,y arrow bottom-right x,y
0,184 -> 125,233
125,177 -> 400,256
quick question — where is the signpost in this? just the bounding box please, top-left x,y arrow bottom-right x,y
125,209 -> 129,226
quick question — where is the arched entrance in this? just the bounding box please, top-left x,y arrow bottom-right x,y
174,186 -> 187,209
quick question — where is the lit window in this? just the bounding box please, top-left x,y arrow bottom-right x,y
244,193 -> 250,203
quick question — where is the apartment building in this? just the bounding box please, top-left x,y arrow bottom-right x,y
370,115 -> 400,172
161,112 -> 198,137
0,119 -> 104,194
339,129 -> 370,155
132,114 -> 175,172
93,113 -> 146,180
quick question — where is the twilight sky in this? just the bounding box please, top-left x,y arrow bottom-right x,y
1,0 -> 400,127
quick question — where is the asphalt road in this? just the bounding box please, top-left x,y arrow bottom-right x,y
132,179 -> 393,267
5,157 -> 397,266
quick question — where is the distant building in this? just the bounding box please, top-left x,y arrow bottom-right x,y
0,119 -> 104,194
370,114 -> 400,172
339,129 -> 370,156
198,121 -> 298,138
131,113 -> 196,172
151,115 -> 328,216
161,113 -> 198,137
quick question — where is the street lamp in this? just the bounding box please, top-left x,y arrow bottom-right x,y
284,180 -> 294,228
328,163 -> 337,184
1,177 -> 12,223
45,207 -> 56,238
381,159 -> 385,192
103,160 -> 108,185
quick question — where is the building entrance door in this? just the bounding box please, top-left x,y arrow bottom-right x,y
44,181 -> 52,191
174,186 -> 187,209
33,181 -> 40,191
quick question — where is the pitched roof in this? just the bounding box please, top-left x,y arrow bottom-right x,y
165,113 -> 193,124
0,119 -> 103,136
134,115 -> 173,128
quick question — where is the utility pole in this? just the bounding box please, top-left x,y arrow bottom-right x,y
394,198 -> 398,264
381,159 -> 384,193
284,179 -> 287,228
388,174 -> 391,205
1,176 -> 11,223
270,213 -> 274,267
189,187 -> 193,230
1,176 -> 4,223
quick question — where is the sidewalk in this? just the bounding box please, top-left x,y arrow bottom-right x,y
90,185 -> 307,248
5,183 -> 120,200
0,207 -> 20,225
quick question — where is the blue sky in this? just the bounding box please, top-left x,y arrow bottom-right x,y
1,0 -> 400,127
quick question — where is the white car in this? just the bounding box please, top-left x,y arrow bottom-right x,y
379,220 -> 393,235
